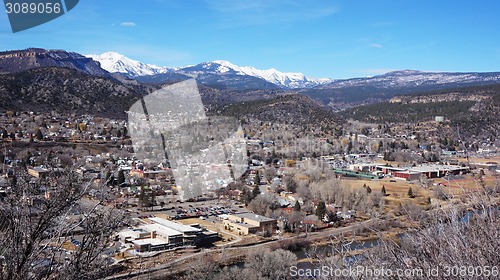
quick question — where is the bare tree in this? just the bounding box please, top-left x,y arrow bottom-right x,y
180,248 -> 297,280
310,188 -> 499,280
310,178 -> 340,204
239,248 -> 297,280
181,254 -> 221,280
247,194 -> 279,216
296,185 -> 312,201
288,211 -> 305,232
364,200 -> 498,280
0,165 -> 126,280
262,166 -> 277,183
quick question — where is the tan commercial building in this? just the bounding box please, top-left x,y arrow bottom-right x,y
27,166 -> 48,178
223,212 -> 277,235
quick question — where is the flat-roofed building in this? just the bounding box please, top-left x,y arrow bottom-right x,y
118,217 -> 217,252
149,217 -> 201,246
118,228 -> 152,242
408,164 -> 468,178
377,164 -> 468,179
393,171 -> 421,181
27,166 -> 48,178
140,224 -> 183,247
376,165 -> 406,175
349,163 -> 378,172
149,217 -> 201,235
223,212 -> 277,235
132,238 -> 170,252
118,223 -> 183,252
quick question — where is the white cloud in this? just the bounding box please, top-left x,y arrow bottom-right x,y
369,43 -> 383,49
120,22 -> 136,27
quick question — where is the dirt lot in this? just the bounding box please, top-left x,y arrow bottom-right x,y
340,172 -> 498,216
343,178 -> 433,204
453,155 -> 500,164
175,217 -> 243,245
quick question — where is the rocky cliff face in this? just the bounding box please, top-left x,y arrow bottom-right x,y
0,48 -> 110,77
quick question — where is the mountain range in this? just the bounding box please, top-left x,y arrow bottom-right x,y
1,48 -> 500,117
86,52 -> 332,89
0,48 -> 109,77
319,70 -> 500,89
86,51 -> 500,97
300,70 -> 500,110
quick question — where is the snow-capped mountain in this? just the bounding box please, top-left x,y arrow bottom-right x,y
320,70 -> 500,89
87,52 -> 331,89
87,52 -> 500,91
86,52 -> 172,77
182,60 -> 332,88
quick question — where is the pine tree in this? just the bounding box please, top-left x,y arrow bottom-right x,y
294,201 -> 301,212
252,185 -> 260,198
35,129 -> 43,141
150,189 -> 156,208
117,170 -> 126,187
347,141 -> 353,153
316,201 -> 326,219
139,188 -> 149,207
10,175 -> 17,188
105,170 -> 113,186
408,187 -> 415,198
381,185 -> 387,196
255,170 -> 261,184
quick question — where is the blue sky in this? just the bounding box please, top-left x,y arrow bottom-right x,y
0,0 -> 499,79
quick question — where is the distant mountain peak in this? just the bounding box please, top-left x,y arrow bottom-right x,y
200,60 -> 332,88
86,52 -> 171,77
212,60 -> 239,68
384,69 -> 424,76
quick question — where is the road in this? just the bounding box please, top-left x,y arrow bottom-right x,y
105,218 -> 378,280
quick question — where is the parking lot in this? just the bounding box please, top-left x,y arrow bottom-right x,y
129,199 -> 247,221
168,204 -> 237,220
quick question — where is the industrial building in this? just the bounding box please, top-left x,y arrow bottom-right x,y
348,163 -> 379,173
392,170 -> 422,181
378,164 -> 469,181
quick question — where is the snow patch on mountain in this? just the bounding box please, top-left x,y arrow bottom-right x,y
86,52 -> 172,77
321,70 -> 500,89
187,60 -> 332,88
88,52 -> 331,88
